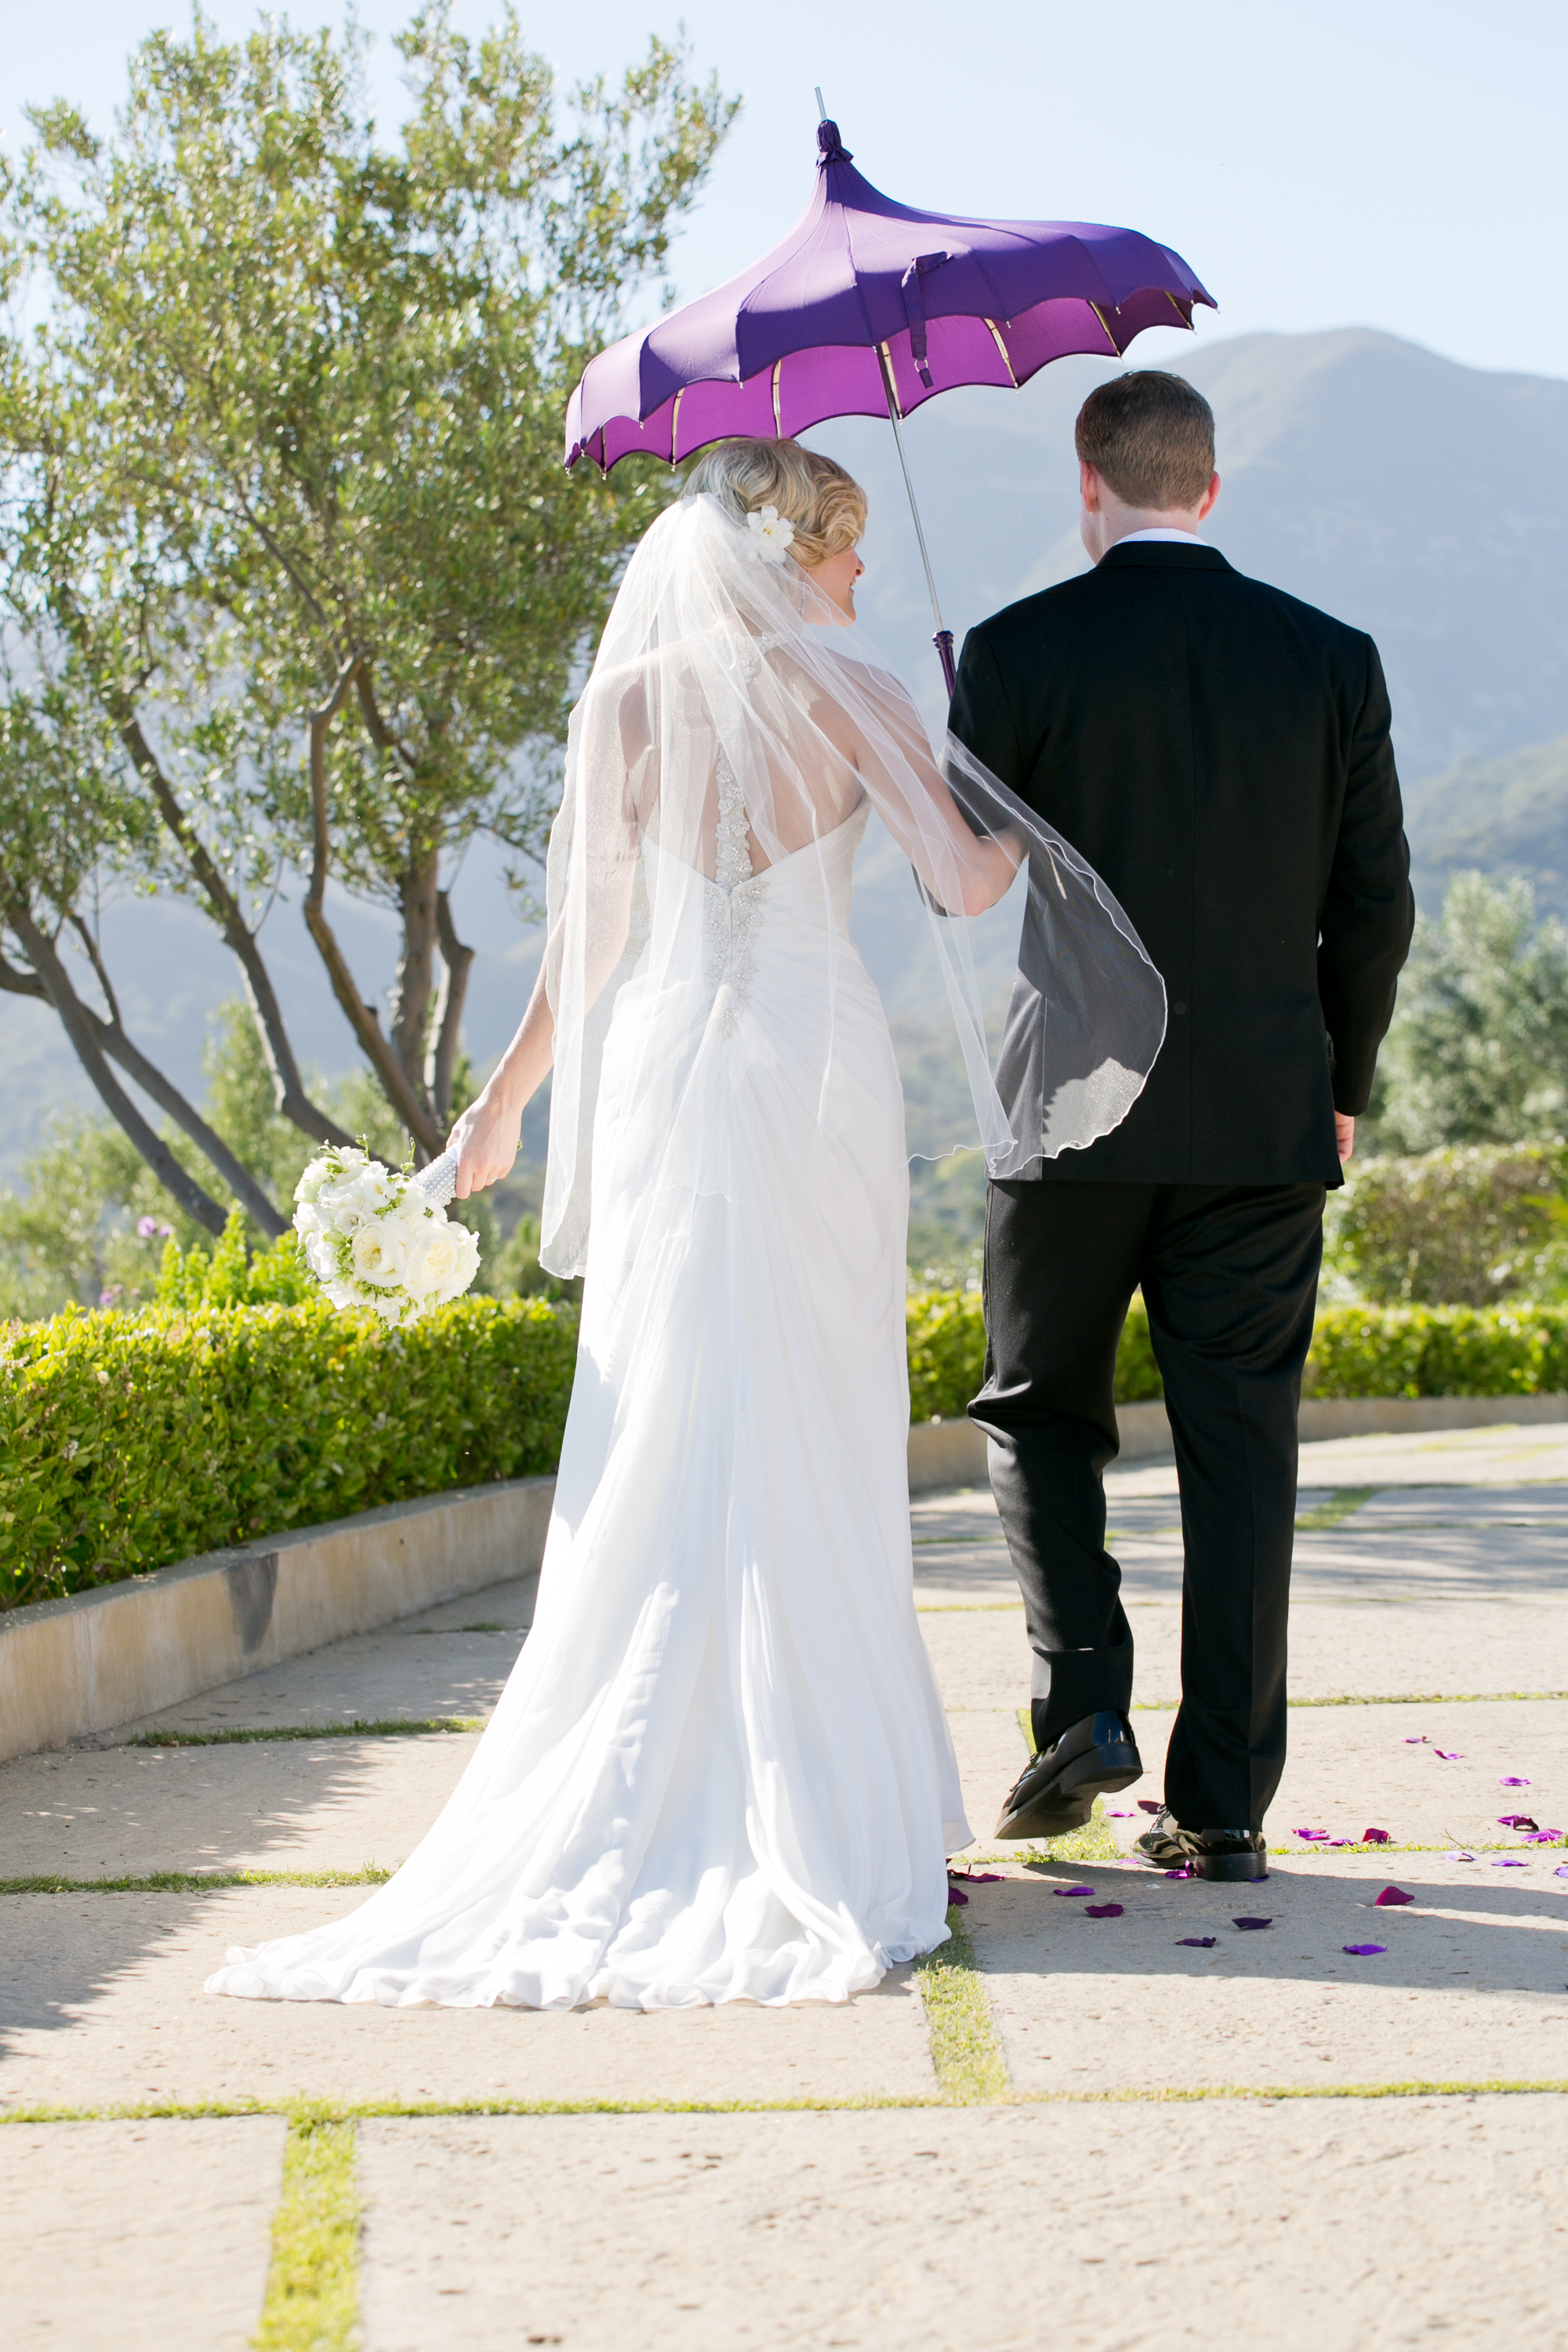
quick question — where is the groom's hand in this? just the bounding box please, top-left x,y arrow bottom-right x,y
1335,1112 -> 1355,1164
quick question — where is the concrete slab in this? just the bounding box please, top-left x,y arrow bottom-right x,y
356,2100 -> 1568,2350
4,2116 -> 285,2351
0,1732 -> 478,1880
0,1890 -> 938,2111
1116,1698 -> 1568,1849
110,1576 -> 536,1739
945,1707 -> 1027,1845
923,1594 -> 1568,1719
966,1850 -> 1568,2092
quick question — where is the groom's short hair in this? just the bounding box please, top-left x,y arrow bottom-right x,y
1075,372 -> 1215,510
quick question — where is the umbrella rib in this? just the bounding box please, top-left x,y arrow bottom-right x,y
982,320 -> 1020,389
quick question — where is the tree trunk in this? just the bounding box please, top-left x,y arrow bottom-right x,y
429,889 -> 476,1123
392,841 -> 442,1128
2,888 -> 234,1238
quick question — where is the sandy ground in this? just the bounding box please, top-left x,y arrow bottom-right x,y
5,1422 -> 1567,2347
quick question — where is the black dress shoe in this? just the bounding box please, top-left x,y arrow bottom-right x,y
994,1711 -> 1142,1841
1133,1806 -> 1269,1881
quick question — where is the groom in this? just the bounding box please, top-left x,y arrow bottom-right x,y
949,370 -> 1413,1880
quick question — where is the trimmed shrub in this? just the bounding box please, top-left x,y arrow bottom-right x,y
1325,1145 -> 1568,1305
906,1289 -> 1160,1421
0,1294 -> 579,1612
1305,1303 -> 1568,1399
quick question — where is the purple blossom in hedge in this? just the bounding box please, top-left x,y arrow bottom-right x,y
1054,1886 -> 1095,1898
1176,1936 -> 1217,1947
136,1215 -> 159,1238
1084,1903 -> 1124,1918
1233,1917 -> 1272,1929
1374,1886 -> 1414,1906
1343,1944 -> 1386,1956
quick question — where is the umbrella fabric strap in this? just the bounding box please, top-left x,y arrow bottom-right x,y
902,252 -> 950,387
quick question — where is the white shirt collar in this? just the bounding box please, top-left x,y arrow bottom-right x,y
1112,527 -> 1206,547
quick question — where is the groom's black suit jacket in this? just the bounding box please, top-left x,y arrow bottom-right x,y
949,541 -> 1414,1188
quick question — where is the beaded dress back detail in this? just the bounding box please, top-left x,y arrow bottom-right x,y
705,749 -> 767,1033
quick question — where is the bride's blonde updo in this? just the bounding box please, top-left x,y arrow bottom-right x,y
684,437 -> 866,568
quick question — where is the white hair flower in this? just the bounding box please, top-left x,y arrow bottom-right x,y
746,504 -> 796,564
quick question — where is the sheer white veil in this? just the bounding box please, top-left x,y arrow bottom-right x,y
539,489 -> 1165,1277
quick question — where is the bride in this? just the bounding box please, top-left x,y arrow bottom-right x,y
209,439 -> 1163,2012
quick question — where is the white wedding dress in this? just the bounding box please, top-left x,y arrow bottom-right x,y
209,782 -> 970,2011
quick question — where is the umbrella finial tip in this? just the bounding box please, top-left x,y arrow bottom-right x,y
815,85 -> 826,122
816,117 -> 851,164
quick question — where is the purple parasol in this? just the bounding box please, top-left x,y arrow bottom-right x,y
564,106 -> 1214,689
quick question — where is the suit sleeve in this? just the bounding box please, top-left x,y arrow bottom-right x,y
1317,638 -> 1415,1114
947,626 -> 1026,793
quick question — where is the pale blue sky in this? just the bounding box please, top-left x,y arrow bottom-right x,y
5,0 -> 1566,381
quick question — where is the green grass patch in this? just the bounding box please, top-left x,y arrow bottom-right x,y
1296,1486 -> 1377,1530
254,2102 -> 361,2352
125,1719 -> 487,1747
0,1867 -> 394,1895
913,1908 -> 1010,2103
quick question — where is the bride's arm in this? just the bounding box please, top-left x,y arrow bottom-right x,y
812,671 -> 1022,915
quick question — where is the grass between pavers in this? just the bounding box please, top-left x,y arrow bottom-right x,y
123,1719 -> 488,1747
5,2081 -> 1568,2128
0,1867 -> 394,1894
913,1907 -> 1011,2103
254,2102 -> 361,2352
1295,1486 -> 1378,1530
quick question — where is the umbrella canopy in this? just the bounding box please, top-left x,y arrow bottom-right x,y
565,118 -> 1214,473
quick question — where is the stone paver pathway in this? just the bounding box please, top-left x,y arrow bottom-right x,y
4,1423 -> 1566,2346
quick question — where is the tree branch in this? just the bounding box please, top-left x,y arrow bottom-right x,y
430,886 -> 475,1123
112,706 -> 354,1149
304,655 -> 445,1157
2,885 -> 232,1239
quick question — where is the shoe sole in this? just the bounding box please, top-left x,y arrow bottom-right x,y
993,1748 -> 1142,1841
1191,1849 -> 1269,1881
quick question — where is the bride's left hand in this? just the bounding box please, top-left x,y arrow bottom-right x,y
448,1091 -> 521,1198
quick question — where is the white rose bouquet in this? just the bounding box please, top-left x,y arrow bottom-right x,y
292,1146 -> 480,1326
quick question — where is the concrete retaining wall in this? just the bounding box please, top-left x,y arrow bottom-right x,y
0,1476 -> 555,1765
906,1392 -> 1568,1490
6,1395 -> 1566,1765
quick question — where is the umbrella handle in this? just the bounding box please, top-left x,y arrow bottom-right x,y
933,629 -> 956,697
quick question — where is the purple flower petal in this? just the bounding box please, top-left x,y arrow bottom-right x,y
1343,1943 -> 1386,1956
1163,1865 -> 1194,1879
950,1869 -> 1004,1882
1434,1751 -> 1463,1761
1293,1828 -> 1329,1841
946,1885 -> 969,1904
1526,1830 -> 1563,1843
1327,1838 -> 1354,1846
1403,1735 -> 1429,1744
1497,1814 -> 1539,1831
1555,1865 -> 1568,1878
1105,1809 -> 1135,1817
1136,1800 -> 1163,1813
1362,1828 -> 1392,1844
1491,1858 -> 1527,1867
1233,1916 -> 1272,1929
1084,1903 -> 1124,1918
1443,1850 -> 1475,1862
1176,1936 -> 1217,1947
1374,1886 -> 1414,1906
1500,1777 -> 1530,1788
1054,1885 -> 1095,1898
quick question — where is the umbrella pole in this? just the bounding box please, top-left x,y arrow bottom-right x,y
876,346 -> 956,699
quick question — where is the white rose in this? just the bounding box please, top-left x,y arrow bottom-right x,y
437,1219 -> 481,1303
306,1232 -> 340,1282
369,1290 -> 406,1326
324,1279 -> 358,1312
295,1157 -> 334,1207
399,1214 -> 460,1308
344,1167 -> 397,1218
350,1221 -> 411,1288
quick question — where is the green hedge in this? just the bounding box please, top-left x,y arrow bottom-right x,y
906,1289 -> 1161,1422
9,1286 -> 1568,1613
0,1295 -> 578,1612
1306,1303 -> 1568,1398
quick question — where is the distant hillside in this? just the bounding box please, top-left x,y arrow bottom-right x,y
814,327 -> 1568,781
1404,730 -> 1568,922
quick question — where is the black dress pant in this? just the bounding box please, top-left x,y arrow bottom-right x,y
968,1180 -> 1325,1831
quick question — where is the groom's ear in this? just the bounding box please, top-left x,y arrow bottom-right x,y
1079,460 -> 1105,512
1198,470 -> 1221,521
